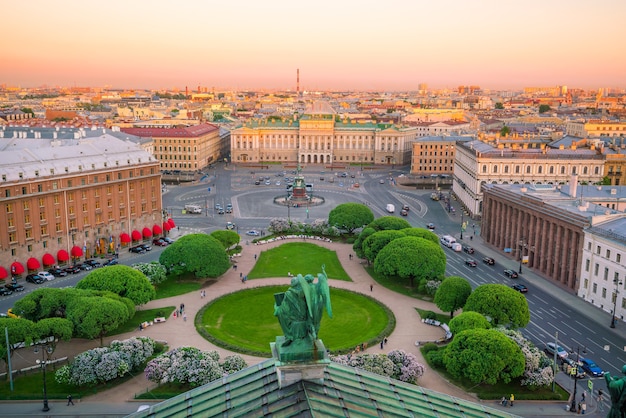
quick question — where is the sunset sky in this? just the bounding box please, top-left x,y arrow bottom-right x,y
3,0 -> 625,91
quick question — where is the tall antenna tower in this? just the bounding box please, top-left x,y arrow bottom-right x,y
297,69 -> 300,97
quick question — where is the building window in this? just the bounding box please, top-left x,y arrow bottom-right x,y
594,263 -> 599,276
607,249 -> 611,259
597,245 -> 601,255
602,287 -> 607,298
585,259 -> 590,272
604,267 -> 609,281
618,254 -> 621,263
584,278 -> 588,289
592,283 -> 597,294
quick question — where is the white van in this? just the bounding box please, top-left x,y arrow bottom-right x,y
451,242 -> 462,252
386,204 -> 395,213
184,204 -> 202,214
440,235 -> 456,248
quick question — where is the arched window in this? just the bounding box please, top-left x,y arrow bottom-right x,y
493,165 -> 498,173
549,166 -> 554,174
538,166 -> 543,174
526,166 -> 531,174
482,165 -> 487,173
583,166 -> 588,174
561,166 -> 566,174
504,165 -> 509,174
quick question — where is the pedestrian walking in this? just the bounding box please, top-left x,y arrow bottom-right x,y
509,394 -> 514,407
173,310 -> 177,319
581,401 -> 586,414
180,303 -> 185,312
240,272 -> 243,279
183,312 -> 187,322
67,394 -> 74,406
233,264 -> 237,271
581,390 -> 586,401
598,389 -> 604,411
380,340 -> 384,349
254,254 -> 257,260
500,396 -> 507,407
370,284 -> 373,292
384,337 -> 388,345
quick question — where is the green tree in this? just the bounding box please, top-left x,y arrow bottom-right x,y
0,317 -> 35,374
434,276 -> 472,318
353,227 -> 376,259
500,125 -> 511,136
374,236 -> 446,287
448,311 -> 491,335
76,265 -> 156,306
20,107 -> 34,115
463,284 -> 530,328
495,102 -> 504,110
362,230 -> 406,263
66,295 -> 132,346
132,262 -> 168,285
328,203 -> 374,234
159,233 -> 230,278
367,216 -> 411,232
400,228 -> 439,245
443,328 -> 525,385
210,230 -> 240,250
539,104 -> 551,113
32,317 -> 74,354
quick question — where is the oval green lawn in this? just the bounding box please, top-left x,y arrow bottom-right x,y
199,286 -> 393,356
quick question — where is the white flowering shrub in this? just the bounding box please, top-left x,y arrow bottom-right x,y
331,350 -> 425,384
132,262 -> 167,285
387,349 -> 425,383
55,337 -> 155,386
425,280 -> 442,296
498,328 -> 554,389
144,347 -> 247,388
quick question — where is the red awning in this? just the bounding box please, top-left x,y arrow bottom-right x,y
57,249 -> 69,262
167,218 -> 176,228
71,245 -> 83,257
163,221 -> 172,231
27,257 -> 41,270
42,253 -> 56,266
131,230 -> 142,241
152,224 -> 162,235
120,233 -> 131,243
0,267 -> 7,280
10,262 -> 24,275
142,227 -> 153,238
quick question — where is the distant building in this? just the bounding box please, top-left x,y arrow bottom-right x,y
410,136 -> 472,177
0,127 -> 163,275
565,119 -> 626,138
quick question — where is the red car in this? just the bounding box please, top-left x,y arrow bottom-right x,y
152,238 -> 168,246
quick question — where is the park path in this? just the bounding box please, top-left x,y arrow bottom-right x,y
13,235 -> 475,403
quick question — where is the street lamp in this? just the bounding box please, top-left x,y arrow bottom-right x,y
611,278 -> 624,328
518,238 -> 527,274
34,343 -> 54,412
569,345 -> 586,413
460,211 -> 464,240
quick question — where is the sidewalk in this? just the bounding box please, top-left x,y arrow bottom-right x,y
1,225 -> 609,417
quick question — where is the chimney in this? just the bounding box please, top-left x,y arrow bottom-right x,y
570,175 -> 578,198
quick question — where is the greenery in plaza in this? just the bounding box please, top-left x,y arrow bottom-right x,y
248,242 -> 350,281
433,276 -> 472,319
159,233 -> 230,278
75,265 -> 156,306
328,202 -> 374,234
463,284 -> 530,328
198,286 -> 393,356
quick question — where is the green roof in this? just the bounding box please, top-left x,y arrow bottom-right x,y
126,359 -> 522,418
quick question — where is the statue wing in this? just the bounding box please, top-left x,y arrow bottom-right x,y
298,274 -> 314,319
319,266 -> 332,318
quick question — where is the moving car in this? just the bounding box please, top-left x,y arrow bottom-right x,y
26,274 -> 45,284
427,223 -> 436,230
462,246 -> 475,254
37,271 -> 55,281
246,230 -> 261,236
217,208 -> 225,215
465,259 -> 477,267
400,209 -> 408,216
0,287 -> 12,296
226,222 -> 236,230
402,205 -> 410,212
482,256 -> 495,265
226,203 -> 233,213
504,269 -> 519,278
579,358 -> 604,377
544,342 -> 568,362
5,282 -> 25,292
379,179 -> 385,184
48,268 -> 68,277
511,283 -> 528,293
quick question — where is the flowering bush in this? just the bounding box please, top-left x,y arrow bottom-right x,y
144,347 -> 247,388
330,350 -> 425,384
55,337 -> 155,386
425,280 -> 442,296
498,328 -> 554,388
132,262 -> 167,285
387,349 -> 425,383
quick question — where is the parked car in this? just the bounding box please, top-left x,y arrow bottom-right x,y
64,265 -> 82,274
139,244 -> 152,252
161,237 -> 174,244
427,223 -> 436,230
400,209 -> 408,216
562,357 -> 586,378
102,258 -> 119,267
37,271 -> 56,281
504,269 -> 519,278
79,263 -> 93,271
246,230 -> 261,236
482,256 -> 495,265
402,205 -> 410,212
544,342 -> 569,362
217,208 -> 225,215
379,179 -> 385,184
84,259 -> 102,268
5,282 -> 25,292
462,246 -> 475,254
254,180 -> 261,185
129,245 -> 146,254
152,238 -> 168,246
48,268 -> 68,277
465,259 -> 478,267
511,283 -> 528,293
579,358 -> 604,377
0,287 -> 13,296
26,274 -> 45,284
226,222 -> 236,230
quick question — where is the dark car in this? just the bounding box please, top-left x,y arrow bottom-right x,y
129,245 -> 146,254
579,358 -> 604,377
0,287 -> 13,296
512,283 -> 528,293
5,282 -> 25,292
400,209 -> 408,216
465,259 -> 478,267
79,263 -> 93,271
48,268 -> 68,277
161,237 -> 174,244
64,265 -> 81,274
152,238 -> 168,246
102,258 -> 119,267
217,208 -> 225,215
139,244 -> 152,252
504,269 -> 519,278
482,256 -> 495,265
26,274 -> 45,284
402,205 -> 410,212
462,246 -> 475,254
84,259 -> 102,268
427,223 -> 436,230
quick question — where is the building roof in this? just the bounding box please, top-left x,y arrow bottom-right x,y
120,123 -> 219,138
126,358 -> 521,418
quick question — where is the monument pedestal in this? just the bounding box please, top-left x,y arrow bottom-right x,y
271,337 -> 330,388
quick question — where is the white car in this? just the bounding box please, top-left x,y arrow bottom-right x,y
246,230 -> 260,236
37,271 -> 55,281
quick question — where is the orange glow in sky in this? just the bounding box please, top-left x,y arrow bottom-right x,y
3,0 -> 625,91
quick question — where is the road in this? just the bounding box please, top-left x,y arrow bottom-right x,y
3,162 -> 625,386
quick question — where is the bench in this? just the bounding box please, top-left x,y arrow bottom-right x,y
154,317 -> 166,323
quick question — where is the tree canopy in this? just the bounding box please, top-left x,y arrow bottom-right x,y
76,265 -> 156,305
328,203 -> 374,234
362,230 -> 406,263
539,104 -> 551,113
353,227 -> 376,259
374,236 -> 446,287
448,311 -> 491,335
367,216 -> 411,232
0,317 -> 35,373
463,284 -> 530,328
443,328 -> 525,385
66,295 -> 133,346
159,233 -> 230,278
210,230 -> 240,250
434,276 -> 472,318
400,228 -> 439,245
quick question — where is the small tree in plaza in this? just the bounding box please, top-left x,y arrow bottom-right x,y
448,311 -> 491,335
434,276 -> 472,319
463,284 -> 530,329
362,229 -> 406,263
159,233 -> 230,278
328,203 -> 374,234
76,265 -> 156,306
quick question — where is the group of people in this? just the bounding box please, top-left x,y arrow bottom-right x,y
172,303 -> 187,321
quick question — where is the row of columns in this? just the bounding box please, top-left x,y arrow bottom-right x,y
482,195 -> 581,290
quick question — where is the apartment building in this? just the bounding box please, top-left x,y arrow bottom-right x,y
0,127 -> 163,277
410,136 -> 472,176
566,119 -> 626,138
453,139 -> 605,217
230,102 -> 416,167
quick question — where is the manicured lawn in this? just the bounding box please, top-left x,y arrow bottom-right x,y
249,242 -> 350,281
198,286 -> 394,356
108,306 -> 177,335
153,275 -> 204,299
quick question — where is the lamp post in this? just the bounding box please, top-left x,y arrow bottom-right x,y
34,343 -> 54,412
518,238 -> 526,274
460,211 -> 464,240
611,278 -> 624,328
569,346 -> 586,413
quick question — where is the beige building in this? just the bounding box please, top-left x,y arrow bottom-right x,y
410,136 -> 471,176
231,102 -> 416,167
0,127 -> 163,276
566,119 -> 626,138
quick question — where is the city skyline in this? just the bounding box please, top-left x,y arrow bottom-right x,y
3,0 -> 625,92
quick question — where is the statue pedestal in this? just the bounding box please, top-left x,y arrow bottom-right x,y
271,337 -> 329,388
